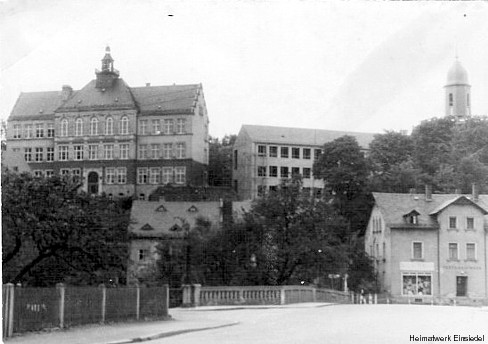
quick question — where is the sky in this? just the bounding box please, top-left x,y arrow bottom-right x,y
1,0 -> 488,138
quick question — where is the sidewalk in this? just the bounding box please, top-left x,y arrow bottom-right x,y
5,303 -> 332,344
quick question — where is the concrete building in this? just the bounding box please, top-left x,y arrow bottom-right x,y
4,47 -> 210,199
365,187 -> 488,304
232,124 -> 375,200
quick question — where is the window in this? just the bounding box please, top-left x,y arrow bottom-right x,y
35,147 -> 43,162
149,167 -> 161,184
106,168 -> 115,184
117,167 -> 127,184
292,147 -> 300,159
23,147 -> 32,161
46,147 -> 54,161
105,117 -> 113,135
303,168 -> 311,179
139,145 -> 148,159
449,216 -> 457,229
466,243 -> 476,261
281,147 -> 289,158
175,166 -> 186,184
233,150 -> 238,169
163,143 -> 173,159
402,273 -> 432,296
466,217 -> 474,230
449,243 -> 459,260
303,148 -> 311,160
257,166 -> 266,177
449,93 -> 453,106
412,242 -> 423,260
72,169 -> 81,182
60,119 -> 68,137
467,93 -> 470,107
36,123 -> 44,138
74,145 -> 83,160
75,118 -> 83,136
152,119 -> 161,134
45,170 -> 54,178
176,118 -> 186,134
291,167 -> 300,176
138,249 -> 149,261
314,149 -> 322,160
58,146 -> 69,161
90,118 -> 98,136
47,123 -> 55,138
258,145 -> 266,157
148,144 -> 159,159
137,168 -> 148,184
163,119 -> 173,134
120,116 -> 129,135
162,167 -> 173,184
104,144 -> 114,160
139,193 -> 146,201
269,146 -> 278,157
257,185 -> 266,197
269,166 -> 278,177
139,120 -> 147,135
13,124 -> 21,138
119,144 -> 129,159
60,169 -> 70,176
33,170 -> 43,177
88,145 -> 98,160
280,166 -> 289,178
25,124 -> 33,138
176,143 -> 186,159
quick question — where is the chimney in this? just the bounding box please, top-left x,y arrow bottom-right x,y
425,185 -> 432,201
455,188 -> 461,195
146,83 -> 151,87
61,85 -> 73,100
472,183 -> 479,202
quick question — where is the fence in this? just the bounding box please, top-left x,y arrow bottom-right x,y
198,285 -> 351,306
2,283 -> 169,339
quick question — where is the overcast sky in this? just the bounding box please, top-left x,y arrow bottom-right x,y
1,0 -> 488,138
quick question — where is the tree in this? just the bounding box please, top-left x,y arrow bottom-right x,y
2,171 -> 130,286
208,135 -> 236,187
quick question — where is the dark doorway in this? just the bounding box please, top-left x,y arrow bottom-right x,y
88,172 -> 99,195
456,276 -> 467,297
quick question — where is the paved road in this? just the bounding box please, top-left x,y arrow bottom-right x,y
166,304 -> 488,344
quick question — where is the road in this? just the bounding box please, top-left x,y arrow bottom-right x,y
167,304 -> 488,344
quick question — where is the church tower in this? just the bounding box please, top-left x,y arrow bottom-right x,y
95,46 -> 120,89
444,58 -> 471,120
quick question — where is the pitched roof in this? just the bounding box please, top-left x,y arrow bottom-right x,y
129,201 -> 222,237
58,79 -> 136,112
373,192 -> 488,229
240,124 -> 376,149
130,84 -> 200,115
8,91 -> 65,121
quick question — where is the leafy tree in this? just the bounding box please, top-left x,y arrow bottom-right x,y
2,171 -> 130,286
208,135 -> 236,187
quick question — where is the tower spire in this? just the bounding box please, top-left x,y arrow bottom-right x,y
444,57 -> 470,120
96,46 -> 119,89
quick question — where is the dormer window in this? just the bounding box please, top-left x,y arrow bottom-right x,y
155,205 -> 167,212
170,224 -> 181,232
187,205 -> 198,213
403,210 -> 420,225
140,223 -> 154,231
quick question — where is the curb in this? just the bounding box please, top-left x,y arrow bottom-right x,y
105,322 -> 239,344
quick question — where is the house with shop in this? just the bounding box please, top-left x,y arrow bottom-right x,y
365,186 -> 488,304
127,200 -> 251,284
3,47 -> 209,200
232,124 -> 375,200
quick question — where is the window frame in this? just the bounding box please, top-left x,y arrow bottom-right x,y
303,148 -> 311,160
257,145 -> 266,157
75,118 -> 83,136
175,166 -> 186,184
448,242 -> 459,261
120,116 -> 129,135
105,117 -> 114,135
281,147 -> 289,158
412,241 -> 423,260
269,146 -> 278,158
90,118 -> 98,136
466,243 -> 476,261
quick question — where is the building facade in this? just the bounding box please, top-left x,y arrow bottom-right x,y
232,124 -> 375,200
4,47 -> 210,199
365,187 -> 488,304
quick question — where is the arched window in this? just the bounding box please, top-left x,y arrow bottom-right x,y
75,118 -> 83,136
120,116 -> 129,135
90,118 -> 98,136
61,119 -> 68,137
106,117 -> 113,135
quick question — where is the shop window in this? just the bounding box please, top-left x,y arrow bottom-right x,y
402,273 -> 432,296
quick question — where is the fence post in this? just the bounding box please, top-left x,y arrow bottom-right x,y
136,284 -> 140,320
56,283 -> 65,329
312,287 -> 317,302
280,287 -> 286,305
4,283 -> 15,338
374,294 -> 377,304
99,284 -> 106,324
162,285 -> 169,317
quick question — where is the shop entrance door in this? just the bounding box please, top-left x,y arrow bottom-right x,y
456,276 -> 467,296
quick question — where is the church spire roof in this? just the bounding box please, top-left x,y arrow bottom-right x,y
446,58 -> 469,86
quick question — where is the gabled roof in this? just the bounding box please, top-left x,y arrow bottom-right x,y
239,124 -> 375,149
8,91 -> 66,121
373,192 -> 488,229
58,79 -> 136,112
130,84 -> 200,115
429,196 -> 488,216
